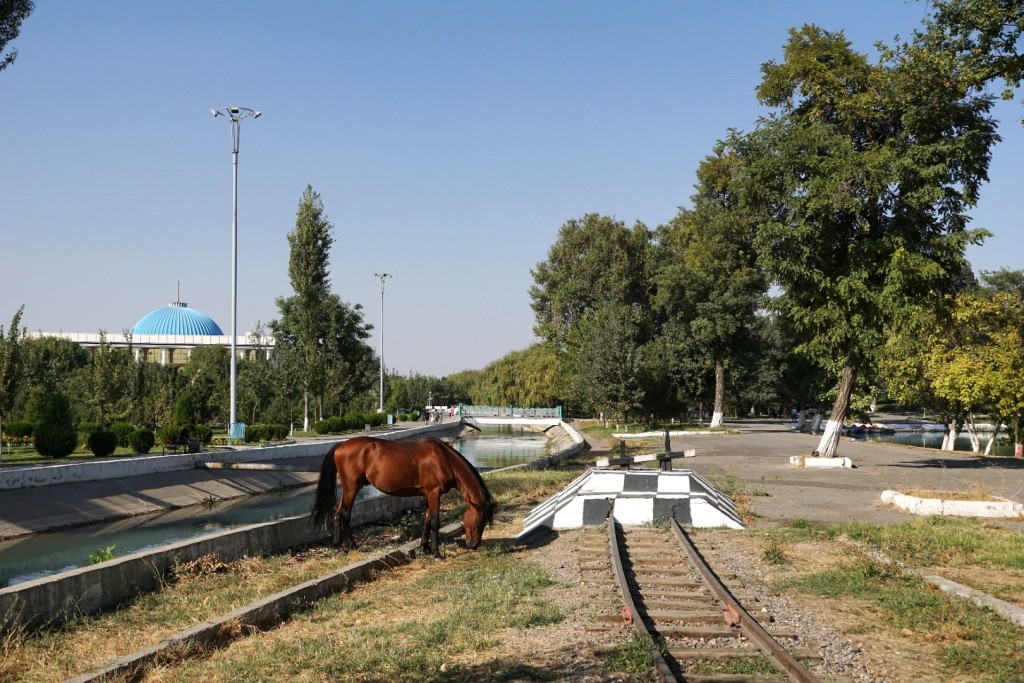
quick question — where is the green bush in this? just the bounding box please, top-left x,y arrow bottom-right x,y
192,424 -> 213,445
110,422 -> 135,447
34,393 -> 78,458
3,420 -> 33,439
87,430 -> 118,457
397,413 -> 409,422
313,419 -> 331,435
156,424 -> 183,445
244,424 -> 263,443
128,429 -> 155,454
343,412 -> 364,430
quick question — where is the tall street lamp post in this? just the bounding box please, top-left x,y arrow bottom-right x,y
211,106 -> 260,440
374,272 -> 392,413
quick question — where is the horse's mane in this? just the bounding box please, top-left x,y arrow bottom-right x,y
431,437 -> 495,524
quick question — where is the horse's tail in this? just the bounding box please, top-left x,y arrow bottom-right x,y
309,445 -> 339,529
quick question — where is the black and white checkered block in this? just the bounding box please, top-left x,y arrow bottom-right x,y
519,468 -> 743,539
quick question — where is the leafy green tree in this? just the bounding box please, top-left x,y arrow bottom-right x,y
178,346 -> 230,425
916,0 -> 1024,115
530,214 -> 652,348
566,302 -> 646,423
0,0 -> 32,73
238,323 -> 276,424
0,306 -> 24,452
321,294 -> 376,417
88,330 -> 135,427
652,143 -> 767,427
275,185 -> 336,431
740,25 -> 998,456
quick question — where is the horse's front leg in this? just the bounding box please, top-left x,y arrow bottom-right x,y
429,508 -> 441,558
421,493 -> 442,558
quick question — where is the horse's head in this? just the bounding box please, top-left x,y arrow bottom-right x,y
463,498 -> 496,549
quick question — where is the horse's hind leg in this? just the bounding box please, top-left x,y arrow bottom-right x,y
334,487 -> 358,550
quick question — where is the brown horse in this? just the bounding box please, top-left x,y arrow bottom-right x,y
309,436 -> 495,557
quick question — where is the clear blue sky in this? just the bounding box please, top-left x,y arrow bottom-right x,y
3,1 -> 1021,377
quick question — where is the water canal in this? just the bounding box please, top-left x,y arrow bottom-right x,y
0,426 -> 549,588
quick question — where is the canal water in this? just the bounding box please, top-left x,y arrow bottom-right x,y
857,429 -> 1017,457
0,426 -> 548,588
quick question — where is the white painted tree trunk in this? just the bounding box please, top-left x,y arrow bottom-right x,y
795,410 -> 807,431
941,416 -> 960,451
810,412 -> 823,434
303,393 -> 310,432
966,415 -> 981,453
709,360 -> 725,428
815,365 -> 856,458
984,422 -> 1001,455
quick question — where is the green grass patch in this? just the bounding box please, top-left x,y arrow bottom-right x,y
600,631 -> 661,680
689,656 -> 779,676
160,547 -> 565,682
834,516 -> 1024,569
781,557 -> 1024,681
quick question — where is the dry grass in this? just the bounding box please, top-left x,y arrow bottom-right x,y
899,488 -> 1003,502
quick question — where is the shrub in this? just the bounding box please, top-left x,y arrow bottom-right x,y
128,429 -> 155,454
264,423 -> 288,441
244,425 -> 263,443
87,430 -> 118,457
110,422 -> 134,447
313,419 -> 332,435
3,420 -> 33,439
192,424 -> 213,445
34,393 -> 78,458
343,413 -> 364,431
397,413 -> 409,422
157,424 -> 183,445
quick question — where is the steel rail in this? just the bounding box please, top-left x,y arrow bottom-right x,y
607,519 -> 676,682
669,519 -> 821,683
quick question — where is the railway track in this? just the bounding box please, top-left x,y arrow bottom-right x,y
580,519 -> 844,683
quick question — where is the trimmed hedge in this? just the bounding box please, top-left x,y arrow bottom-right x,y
110,422 -> 135,447
3,420 -> 33,439
129,429 -> 155,454
87,430 -> 118,457
35,394 -> 78,459
244,423 -> 289,443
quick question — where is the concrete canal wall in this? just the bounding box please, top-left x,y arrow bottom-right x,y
0,422 -> 454,491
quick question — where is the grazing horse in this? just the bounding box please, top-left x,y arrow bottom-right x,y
309,436 -> 495,557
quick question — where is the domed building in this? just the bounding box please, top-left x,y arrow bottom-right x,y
34,298 -> 272,366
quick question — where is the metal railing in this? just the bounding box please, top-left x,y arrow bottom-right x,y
458,405 -> 562,418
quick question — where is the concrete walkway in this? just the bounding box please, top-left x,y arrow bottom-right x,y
592,419 -> 1024,529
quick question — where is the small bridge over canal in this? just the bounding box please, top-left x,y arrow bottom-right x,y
457,405 -> 563,429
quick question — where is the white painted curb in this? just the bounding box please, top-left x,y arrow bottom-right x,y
789,455 -> 854,469
881,490 -> 1024,518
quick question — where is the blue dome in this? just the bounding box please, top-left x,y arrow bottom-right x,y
132,303 -> 224,336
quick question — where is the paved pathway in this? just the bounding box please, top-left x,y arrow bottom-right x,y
598,419 -> 1024,529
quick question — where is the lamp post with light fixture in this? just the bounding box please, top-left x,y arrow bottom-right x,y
374,272 -> 391,413
211,106 -> 260,440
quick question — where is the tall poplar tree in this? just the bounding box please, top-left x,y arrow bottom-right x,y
275,185 -> 335,431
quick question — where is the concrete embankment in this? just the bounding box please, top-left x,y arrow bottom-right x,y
0,422 -> 459,539
0,419 -> 584,634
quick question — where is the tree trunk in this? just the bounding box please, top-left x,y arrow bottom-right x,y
303,392 -> 310,432
966,414 -> 981,453
815,364 -> 856,458
983,421 -> 1001,456
942,414 -> 962,451
709,360 -> 725,428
